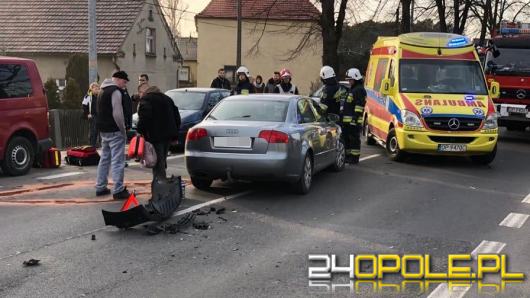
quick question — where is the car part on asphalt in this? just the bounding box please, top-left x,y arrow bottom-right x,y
23,259 -> 40,266
101,176 -> 183,229
192,221 -> 210,230
91,234 -> 96,241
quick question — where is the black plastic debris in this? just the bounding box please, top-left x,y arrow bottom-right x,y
91,235 -> 96,241
193,221 -> 210,230
215,207 -> 226,215
210,207 -> 216,212
193,209 -> 210,216
23,259 -> 40,266
145,213 -> 196,235
102,176 -> 183,229
218,216 -> 228,222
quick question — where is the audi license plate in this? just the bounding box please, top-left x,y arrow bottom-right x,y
508,107 -> 528,115
213,137 -> 251,148
438,144 -> 467,152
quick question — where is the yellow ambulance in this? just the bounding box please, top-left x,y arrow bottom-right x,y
363,32 -> 500,164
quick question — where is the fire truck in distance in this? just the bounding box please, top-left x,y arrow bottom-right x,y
482,21 -> 530,131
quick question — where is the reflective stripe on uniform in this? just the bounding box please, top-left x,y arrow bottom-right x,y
357,118 -> 363,124
355,105 -> 364,112
348,149 -> 361,156
343,116 -> 353,122
347,95 -> 353,103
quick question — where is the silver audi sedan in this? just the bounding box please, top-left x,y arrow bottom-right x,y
185,94 -> 345,194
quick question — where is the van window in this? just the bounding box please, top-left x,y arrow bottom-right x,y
0,64 -> 33,99
399,60 -> 488,95
373,59 -> 389,93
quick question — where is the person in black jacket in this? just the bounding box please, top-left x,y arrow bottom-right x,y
233,66 -> 255,95
210,68 -> 231,90
137,86 -> 181,181
82,82 -> 100,147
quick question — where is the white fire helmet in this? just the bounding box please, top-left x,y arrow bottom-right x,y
320,66 -> 336,80
236,66 -> 250,77
346,68 -> 363,80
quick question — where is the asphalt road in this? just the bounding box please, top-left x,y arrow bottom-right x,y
0,128 -> 529,298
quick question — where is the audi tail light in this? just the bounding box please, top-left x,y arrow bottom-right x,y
258,130 -> 289,143
187,128 -> 208,141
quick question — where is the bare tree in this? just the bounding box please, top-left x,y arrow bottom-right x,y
401,0 -> 412,33
159,0 -> 189,37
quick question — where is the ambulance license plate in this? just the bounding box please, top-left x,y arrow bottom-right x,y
438,144 -> 467,152
508,107 -> 527,115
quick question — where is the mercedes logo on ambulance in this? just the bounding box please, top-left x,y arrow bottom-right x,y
448,118 -> 460,130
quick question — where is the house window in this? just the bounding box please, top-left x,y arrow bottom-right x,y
178,66 -> 190,82
146,28 -> 156,56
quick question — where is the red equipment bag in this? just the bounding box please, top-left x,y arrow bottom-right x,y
128,135 -> 145,159
65,146 -> 100,166
36,148 -> 61,168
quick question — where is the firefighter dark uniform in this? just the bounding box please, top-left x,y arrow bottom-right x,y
344,68 -> 367,164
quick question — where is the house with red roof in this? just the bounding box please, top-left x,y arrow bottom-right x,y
0,0 -> 182,92
195,0 -> 322,94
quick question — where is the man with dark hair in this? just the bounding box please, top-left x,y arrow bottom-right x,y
132,74 -> 150,113
95,71 -> 130,200
210,68 -> 231,90
266,71 -> 281,93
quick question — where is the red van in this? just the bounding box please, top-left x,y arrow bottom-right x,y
0,57 -> 51,176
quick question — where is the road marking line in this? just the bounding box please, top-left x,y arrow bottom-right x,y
360,154 -> 381,162
427,240 -> 506,298
523,193 -> 530,204
173,190 -> 253,217
37,172 -> 84,180
499,212 -> 530,229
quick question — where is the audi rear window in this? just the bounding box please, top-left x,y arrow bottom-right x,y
208,100 -> 289,122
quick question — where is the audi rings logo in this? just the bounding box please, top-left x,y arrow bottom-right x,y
516,89 -> 527,100
448,118 -> 460,130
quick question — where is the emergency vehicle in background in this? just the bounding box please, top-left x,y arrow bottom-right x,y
483,21 -> 530,131
363,32 -> 500,164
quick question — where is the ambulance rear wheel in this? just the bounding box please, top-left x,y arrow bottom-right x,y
470,145 -> 497,165
363,117 -> 376,146
386,128 -> 406,162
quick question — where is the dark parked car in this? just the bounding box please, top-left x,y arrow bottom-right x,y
310,81 -> 350,102
132,88 -> 230,146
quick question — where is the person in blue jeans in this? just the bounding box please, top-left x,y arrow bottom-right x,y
95,71 -> 130,200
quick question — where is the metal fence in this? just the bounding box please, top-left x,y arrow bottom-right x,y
49,109 -> 90,149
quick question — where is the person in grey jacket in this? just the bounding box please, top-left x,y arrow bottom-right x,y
95,71 -> 130,200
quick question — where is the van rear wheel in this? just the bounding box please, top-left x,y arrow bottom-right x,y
386,128 -> 406,162
363,117 -> 376,146
1,136 -> 34,176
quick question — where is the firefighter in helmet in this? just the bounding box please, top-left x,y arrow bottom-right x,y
274,68 -> 299,95
319,66 -> 348,116
233,66 -> 255,95
343,68 -> 366,164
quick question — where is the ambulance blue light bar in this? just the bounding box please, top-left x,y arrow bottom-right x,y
447,37 -> 470,48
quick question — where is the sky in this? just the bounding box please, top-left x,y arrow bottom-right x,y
179,0 -> 210,37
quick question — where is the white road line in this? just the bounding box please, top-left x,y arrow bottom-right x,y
173,190 -> 253,217
522,193 -> 530,204
499,212 -> 530,229
37,171 -> 84,180
359,154 -> 381,162
427,240 -> 506,298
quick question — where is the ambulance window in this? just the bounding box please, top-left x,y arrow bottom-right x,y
388,60 -> 396,87
365,60 -> 374,89
374,58 -> 389,92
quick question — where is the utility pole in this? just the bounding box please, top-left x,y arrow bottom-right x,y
88,0 -> 98,83
236,0 -> 242,67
